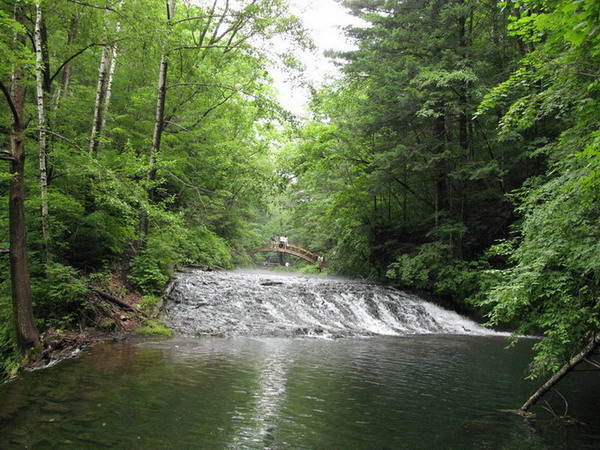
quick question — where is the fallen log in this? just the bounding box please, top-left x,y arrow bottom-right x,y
519,333 -> 600,413
91,288 -> 149,318
163,279 -> 177,298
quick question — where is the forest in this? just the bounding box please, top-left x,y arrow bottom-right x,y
1,0 -> 598,397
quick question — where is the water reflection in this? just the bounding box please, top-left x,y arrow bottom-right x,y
1,336 -> 599,448
228,339 -> 289,447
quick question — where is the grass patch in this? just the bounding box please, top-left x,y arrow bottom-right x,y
139,295 -> 163,317
135,318 -> 173,337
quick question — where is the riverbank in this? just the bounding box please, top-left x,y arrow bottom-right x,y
27,328 -> 131,373
3,271 -> 174,382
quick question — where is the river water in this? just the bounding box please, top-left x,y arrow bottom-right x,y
1,270 -> 599,448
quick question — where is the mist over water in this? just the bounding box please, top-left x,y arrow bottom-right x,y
164,269 -> 502,338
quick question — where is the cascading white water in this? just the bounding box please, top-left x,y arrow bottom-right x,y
164,270 -> 502,338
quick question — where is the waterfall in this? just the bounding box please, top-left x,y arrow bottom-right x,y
164,270 -> 503,338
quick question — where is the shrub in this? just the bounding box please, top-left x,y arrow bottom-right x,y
32,263 -> 90,330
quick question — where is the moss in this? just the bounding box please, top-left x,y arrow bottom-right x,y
100,319 -> 116,331
139,295 -> 163,317
135,319 -> 173,337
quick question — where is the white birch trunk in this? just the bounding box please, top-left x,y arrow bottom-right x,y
141,0 -> 177,239
53,14 -> 79,106
100,4 -> 123,141
90,4 -> 124,155
101,36 -> 119,135
34,2 -> 50,260
149,0 -> 176,179
89,43 -> 111,155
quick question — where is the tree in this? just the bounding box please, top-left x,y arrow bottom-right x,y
474,0 -> 600,378
89,2 -> 123,155
278,0 -> 527,284
0,2 -> 40,355
139,0 -> 306,241
34,0 -> 50,260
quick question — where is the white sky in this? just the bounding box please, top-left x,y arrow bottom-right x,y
270,0 -> 363,116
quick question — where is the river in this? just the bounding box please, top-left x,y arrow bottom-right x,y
1,270 -> 599,448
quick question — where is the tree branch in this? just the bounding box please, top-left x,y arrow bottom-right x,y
65,0 -> 119,12
27,128 -> 84,152
50,43 -> 114,83
164,120 -> 192,132
174,44 -> 234,50
519,334 -> 600,413
584,357 -> 600,370
207,0 -> 229,46
91,288 -> 149,318
389,174 -> 435,208
0,150 -> 16,162
160,168 -> 232,199
197,0 -> 218,48
166,83 -> 255,98
0,81 -> 20,126
174,14 -> 224,24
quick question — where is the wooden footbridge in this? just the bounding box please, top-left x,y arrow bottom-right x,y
250,242 -> 325,267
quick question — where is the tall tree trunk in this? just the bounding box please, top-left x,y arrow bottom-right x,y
89,43 -> 111,155
34,1 -> 50,262
100,23 -> 120,136
147,51 -> 168,188
89,4 -> 123,155
98,2 -> 123,149
434,110 -> 448,225
140,0 -> 176,239
55,14 -> 79,102
6,3 -> 41,355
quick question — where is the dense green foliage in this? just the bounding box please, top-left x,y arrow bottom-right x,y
272,0 -> 599,377
472,0 -> 600,376
278,0 -> 531,279
1,0 -> 598,384
0,0 -> 305,377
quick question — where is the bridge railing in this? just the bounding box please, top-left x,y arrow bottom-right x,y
251,242 -> 324,266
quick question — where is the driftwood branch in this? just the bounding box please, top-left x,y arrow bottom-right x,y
519,334 -> 600,413
163,279 -> 177,298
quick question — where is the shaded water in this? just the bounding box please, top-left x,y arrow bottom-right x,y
1,270 -> 599,448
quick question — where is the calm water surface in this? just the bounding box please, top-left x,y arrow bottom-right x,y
2,271 -> 599,448
1,335 -> 599,449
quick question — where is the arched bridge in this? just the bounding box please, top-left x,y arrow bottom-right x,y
250,243 -> 325,267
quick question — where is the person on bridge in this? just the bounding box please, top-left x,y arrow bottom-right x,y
279,235 -> 288,248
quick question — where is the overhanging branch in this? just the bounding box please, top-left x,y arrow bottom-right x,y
0,151 -> 16,162
27,128 -> 84,152
0,81 -> 20,127
50,42 -> 117,83
160,168 -> 232,199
